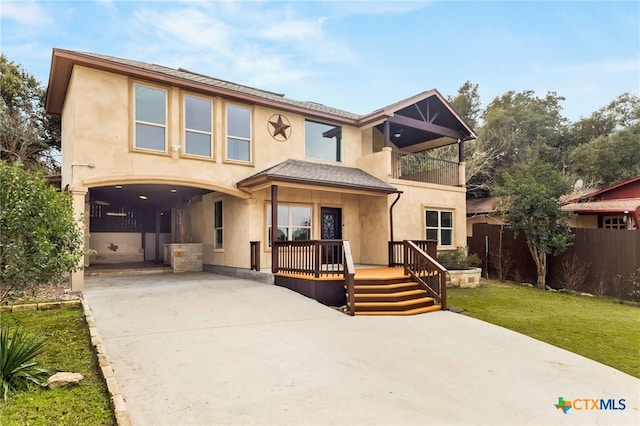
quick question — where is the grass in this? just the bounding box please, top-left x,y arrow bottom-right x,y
447,280 -> 640,378
0,307 -> 115,425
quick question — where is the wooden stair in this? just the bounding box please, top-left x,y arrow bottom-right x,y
352,268 -> 441,316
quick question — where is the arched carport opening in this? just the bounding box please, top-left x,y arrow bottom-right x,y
87,183 -> 213,265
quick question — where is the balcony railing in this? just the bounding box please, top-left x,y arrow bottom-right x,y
391,150 -> 459,186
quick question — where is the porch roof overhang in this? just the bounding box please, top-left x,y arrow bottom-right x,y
362,90 -> 477,152
561,198 -> 640,215
237,159 -> 399,196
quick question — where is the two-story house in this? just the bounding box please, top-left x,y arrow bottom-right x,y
46,49 -> 475,314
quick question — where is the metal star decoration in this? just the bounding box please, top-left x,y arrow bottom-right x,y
268,114 -> 291,141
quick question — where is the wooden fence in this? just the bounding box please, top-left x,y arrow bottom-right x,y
468,224 -> 640,299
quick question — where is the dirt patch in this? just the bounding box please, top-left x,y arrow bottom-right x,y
1,280 -> 80,306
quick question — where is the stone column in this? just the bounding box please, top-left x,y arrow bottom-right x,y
70,189 -> 88,292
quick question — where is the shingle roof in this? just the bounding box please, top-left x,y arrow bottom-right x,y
561,198 -> 640,213
67,50 -> 362,120
237,159 -> 398,194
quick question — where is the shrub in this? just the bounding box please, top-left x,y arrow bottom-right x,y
0,161 -> 84,303
0,326 -> 52,399
437,247 -> 482,270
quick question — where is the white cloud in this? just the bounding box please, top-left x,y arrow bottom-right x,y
124,1 -> 357,90
0,0 -> 52,26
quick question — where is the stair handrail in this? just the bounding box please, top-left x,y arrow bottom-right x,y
403,240 -> 448,310
343,240 -> 356,316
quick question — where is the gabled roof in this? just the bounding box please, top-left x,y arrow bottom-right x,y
45,49 -> 476,147
46,49 -> 361,121
466,196 -> 504,215
566,176 -> 640,203
237,159 -> 398,195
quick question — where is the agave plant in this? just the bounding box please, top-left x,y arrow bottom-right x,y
0,326 -> 52,399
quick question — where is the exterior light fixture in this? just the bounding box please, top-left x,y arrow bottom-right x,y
115,185 -> 123,189
139,195 -> 148,200
170,189 -> 177,193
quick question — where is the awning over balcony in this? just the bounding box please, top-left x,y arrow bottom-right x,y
236,159 -> 398,195
365,89 -> 477,153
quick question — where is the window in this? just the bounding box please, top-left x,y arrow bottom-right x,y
226,104 -> 251,162
134,84 -> 166,151
426,209 -> 453,246
267,204 -> 312,247
214,200 -> 223,248
602,216 -> 626,230
184,95 -> 212,157
305,120 -> 341,162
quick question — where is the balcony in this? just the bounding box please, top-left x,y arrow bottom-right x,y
390,150 -> 460,187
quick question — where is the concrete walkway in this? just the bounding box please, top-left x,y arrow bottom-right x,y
83,273 -> 639,426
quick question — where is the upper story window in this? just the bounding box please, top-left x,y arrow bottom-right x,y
305,120 -> 342,162
426,209 -> 453,247
226,104 -> 251,162
134,84 -> 167,152
184,95 -> 213,157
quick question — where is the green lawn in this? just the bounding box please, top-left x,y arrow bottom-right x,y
0,308 -> 115,425
447,281 -> 640,378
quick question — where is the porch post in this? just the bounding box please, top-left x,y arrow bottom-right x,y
384,120 -> 391,148
271,184 -> 278,273
458,138 -> 465,162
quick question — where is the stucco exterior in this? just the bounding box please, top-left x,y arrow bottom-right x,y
47,49 -> 475,291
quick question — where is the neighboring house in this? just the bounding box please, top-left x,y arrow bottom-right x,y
45,49 -> 476,292
466,196 -> 505,237
561,176 -> 640,230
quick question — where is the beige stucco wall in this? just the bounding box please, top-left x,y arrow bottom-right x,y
62,64 -> 468,279
390,179 -> 467,250
567,214 -> 598,228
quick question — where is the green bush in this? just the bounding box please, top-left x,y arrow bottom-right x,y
437,247 -> 482,270
0,326 -> 52,399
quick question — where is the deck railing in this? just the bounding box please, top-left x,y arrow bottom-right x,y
403,240 -> 447,310
249,241 -> 261,271
343,241 -> 356,316
272,240 -> 345,277
388,240 -> 437,266
391,150 -> 459,186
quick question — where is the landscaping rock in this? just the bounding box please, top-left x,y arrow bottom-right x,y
46,372 -> 84,389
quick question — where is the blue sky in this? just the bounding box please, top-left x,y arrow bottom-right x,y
2,0 -> 639,123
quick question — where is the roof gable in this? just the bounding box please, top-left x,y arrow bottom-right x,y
237,159 -> 398,194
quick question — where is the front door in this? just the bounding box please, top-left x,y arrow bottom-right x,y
321,207 -> 342,264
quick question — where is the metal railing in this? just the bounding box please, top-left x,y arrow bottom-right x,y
391,150 -> 459,186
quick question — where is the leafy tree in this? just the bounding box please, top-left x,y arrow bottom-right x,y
569,123 -> 640,186
0,161 -> 83,302
0,54 -> 61,174
447,80 -> 482,130
497,160 -> 573,289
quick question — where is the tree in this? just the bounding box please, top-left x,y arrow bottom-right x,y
497,160 -> 573,289
447,80 -> 482,130
569,123 -> 640,187
0,161 -> 83,302
0,54 -> 61,174
457,90 -> 569,198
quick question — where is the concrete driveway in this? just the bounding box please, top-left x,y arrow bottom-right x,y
83,273 -> 639,426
